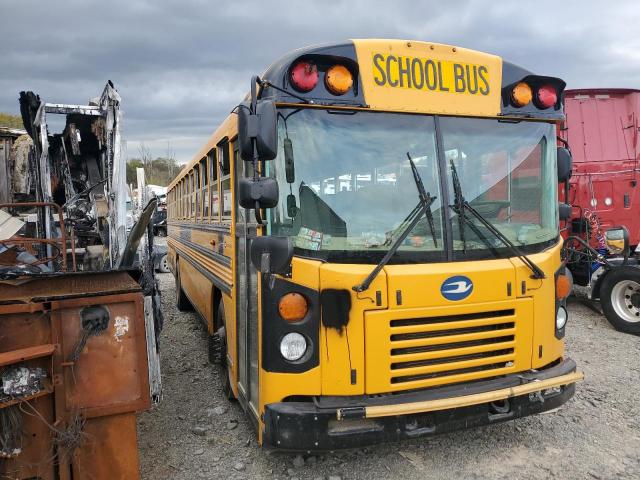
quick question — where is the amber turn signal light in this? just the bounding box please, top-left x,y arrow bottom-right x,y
278,293 -> 308,322
325,64 -> 353,95
556,274 -> 572,300
511,82 -> 533,107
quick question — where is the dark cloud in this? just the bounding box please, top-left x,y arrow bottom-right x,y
2,0 -> 638,163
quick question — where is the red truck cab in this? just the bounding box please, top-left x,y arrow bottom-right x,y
560,89 -> 640,334
561,89 -> 640,244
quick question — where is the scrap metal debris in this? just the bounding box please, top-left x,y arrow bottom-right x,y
9,134 -> 33,200
53,413 -> 87,458
0,406 -> 23,458
0,81 -> 128,277
0,366 -> 47,401
0,82 -> 163,479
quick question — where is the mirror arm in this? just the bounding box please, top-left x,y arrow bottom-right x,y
260,79 -> 312,104
254,200 -> 264,225
250,75 -> 260,113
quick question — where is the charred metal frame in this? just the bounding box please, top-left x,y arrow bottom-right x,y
0,202 -> 75,271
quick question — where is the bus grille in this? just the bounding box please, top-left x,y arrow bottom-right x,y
388,309 -> 517,385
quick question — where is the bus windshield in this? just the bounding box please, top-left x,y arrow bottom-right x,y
267,108 -> 558,263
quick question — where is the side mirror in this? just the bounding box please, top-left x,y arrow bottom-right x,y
286,194 -> 298,217
557,147 -> 573,183
284,138 -> 295,183
559,202 -> 572,221
605,226 -> 630,258
250,236 -> 293,274
238,99 -> 277,161
238,177 -> 279,210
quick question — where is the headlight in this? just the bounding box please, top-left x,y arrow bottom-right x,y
556,306 -> 568,330
280,332 -> 307,361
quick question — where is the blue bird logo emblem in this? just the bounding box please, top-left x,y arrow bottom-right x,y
440,276 -> 473,301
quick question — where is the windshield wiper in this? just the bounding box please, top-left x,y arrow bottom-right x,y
384,153 -> 438,248
408,152 -> 438,248
449,159 -> 545,280
353,153 -> 438,292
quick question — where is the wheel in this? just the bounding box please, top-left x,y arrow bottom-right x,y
208,324 -> 225,365
175,261 -> 193,311
157,254 -> 170,273
214,303 -> 236,401
600,266 -> 640,335
156,227 -> 167,237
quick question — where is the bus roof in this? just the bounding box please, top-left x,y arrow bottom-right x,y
258,39 -> 565,118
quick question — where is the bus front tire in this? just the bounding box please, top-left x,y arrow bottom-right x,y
214,303 -> 236,401
600,266 -> 640,335
175,262 -> 193,311
208,325 -> 225,365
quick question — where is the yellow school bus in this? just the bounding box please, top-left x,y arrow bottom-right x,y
166,39 -> 582,450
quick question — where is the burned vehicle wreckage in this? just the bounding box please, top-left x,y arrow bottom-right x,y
0,82 -> 162,479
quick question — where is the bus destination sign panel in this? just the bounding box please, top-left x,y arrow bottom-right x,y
353,39 -> 503,117
372,54 -> 490,96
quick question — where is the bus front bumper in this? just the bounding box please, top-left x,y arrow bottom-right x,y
262,358 -> 582,451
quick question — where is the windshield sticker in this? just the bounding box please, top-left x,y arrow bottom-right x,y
372,53 -> 489,96
295,227 -> 323,251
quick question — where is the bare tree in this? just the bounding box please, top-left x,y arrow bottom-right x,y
165,141 -> 178,178
138,142 -> 152,169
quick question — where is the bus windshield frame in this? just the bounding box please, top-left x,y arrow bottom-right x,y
266,107 -> 559,264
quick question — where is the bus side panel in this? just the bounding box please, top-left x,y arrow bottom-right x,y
511,242 -> 565,368
180,258 -> 213,324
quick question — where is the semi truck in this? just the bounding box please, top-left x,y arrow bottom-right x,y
560,88 -> 640,334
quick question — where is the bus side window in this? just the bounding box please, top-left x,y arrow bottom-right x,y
183,178 -> 187,219
209,149 -> 219,221
190,171 -> 195,219
194,165 -> 201,220
220,141 -> 231,219
185,177 -> 189,219
184,177 -> 188,218
179,180 -> 184,219
200,157 -> 208,220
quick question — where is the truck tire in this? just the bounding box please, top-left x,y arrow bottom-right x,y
175,261 -> 193,311
600,266 -> 640,335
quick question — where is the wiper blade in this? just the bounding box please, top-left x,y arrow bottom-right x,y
450,158 -> 467,253
407,152 -> 437,248
353,153 -> 438,293
384,153 -> 438,248
353,195 -> 436,292
449,160 -> 545,280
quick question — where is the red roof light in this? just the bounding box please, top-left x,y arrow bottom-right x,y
536,85 -> 558,109
290,61 -> 318,93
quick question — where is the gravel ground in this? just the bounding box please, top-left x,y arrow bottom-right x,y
139,272 -> 640,480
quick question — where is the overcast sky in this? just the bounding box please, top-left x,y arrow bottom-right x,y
2,0 -> 639,164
